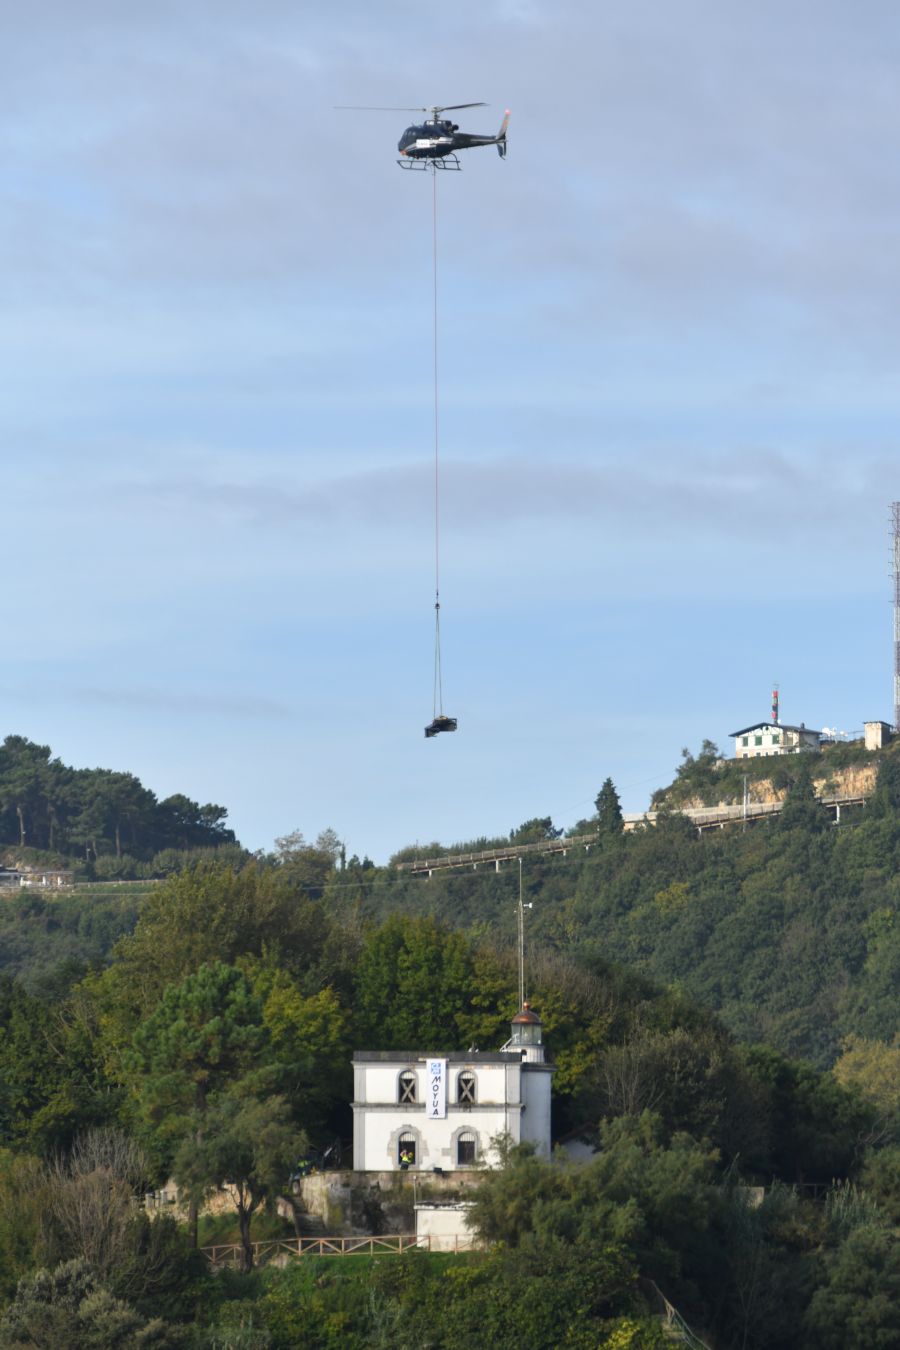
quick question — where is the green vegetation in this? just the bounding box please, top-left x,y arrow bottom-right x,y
0,734 -> 243,876
334,749 -> 900,1070
653,736 -> 879,809
0,736 -> 896,1346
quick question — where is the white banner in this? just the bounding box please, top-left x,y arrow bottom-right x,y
427,1058 -> 447,1119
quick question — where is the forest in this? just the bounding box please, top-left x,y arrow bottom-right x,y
0,735 -> 239,872
0,738 -> 897,1346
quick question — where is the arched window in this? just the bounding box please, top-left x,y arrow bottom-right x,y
398,1070 -> 416,1104
457,1131 -> 476,1166
398,1132 -> 417,1167
457,1071 -> 476,1105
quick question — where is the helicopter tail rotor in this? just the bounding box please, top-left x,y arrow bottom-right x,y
496,109 -> 510,157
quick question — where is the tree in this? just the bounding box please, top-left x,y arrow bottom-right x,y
0,1152 -> 47,1303
861,1145 -> 900,1224
833,1034 -> 900,1139
740,1045 -> 874,1183
804,1224 -> 900,1350
0,1258 -> 176,1348
354,915 -> 475,1047
129,962 -> 265,1133
468,1114 -> 717,1271
405,1234 -> 642,1350
0,977 -> 114,1155
42,1129 -> 148,1283
253,967 -> 352,1139
0,736 -> 52,849
598,1026 -> 742,1148
509,817 -> 562,844
595,779 -> 624,835
109,863 -> 331,1015
158,794 -> 234,850
127,963 -> 316,1267
175,1092 -> 301,1272
106,1212 -> 209,1325
127,962 -> 267,1243
778,760 -> 828,833
102,774 -> 158,859
272,827 -> 342,894
868,752 -> 900,816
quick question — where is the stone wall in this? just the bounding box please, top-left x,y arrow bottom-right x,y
288,1169 -> 486,1236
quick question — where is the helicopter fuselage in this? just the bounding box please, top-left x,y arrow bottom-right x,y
398,118 -> 458,158
398,112 -> 508,162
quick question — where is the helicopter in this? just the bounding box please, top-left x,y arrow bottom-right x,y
336,102 -> 509,169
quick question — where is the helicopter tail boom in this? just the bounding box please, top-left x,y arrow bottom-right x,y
445,110 -> 510,158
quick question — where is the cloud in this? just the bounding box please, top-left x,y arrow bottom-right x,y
123,445 -> 884,545
0,681 -> 290,720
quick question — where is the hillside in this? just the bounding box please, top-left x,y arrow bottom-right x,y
324,746 -> 900,1070
0,734 -> 244,878
650,737 -> 881,809
2,734 -> 897,1072
0,746 -> 896,1349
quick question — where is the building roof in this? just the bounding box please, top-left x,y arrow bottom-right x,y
353,1050 -> 518,1064
729,722 -> 819,738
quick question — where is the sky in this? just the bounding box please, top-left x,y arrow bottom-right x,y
3,0 -> 900,861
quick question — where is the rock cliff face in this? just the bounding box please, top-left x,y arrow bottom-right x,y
674,762 -> 877,810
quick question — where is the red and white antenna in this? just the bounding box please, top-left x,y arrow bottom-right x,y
772,683 -> 779,725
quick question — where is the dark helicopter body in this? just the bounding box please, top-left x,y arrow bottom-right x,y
398,110 -> 509,165
336,101 -> 508,170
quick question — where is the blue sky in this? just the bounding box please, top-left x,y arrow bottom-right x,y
3,1 -> 900,860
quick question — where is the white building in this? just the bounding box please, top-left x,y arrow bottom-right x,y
352,1005 -> 554,1173
414,1202 -> 479,1251
731,721 -> 820,759
0,866 -> 73,889
864,721 -> 893,751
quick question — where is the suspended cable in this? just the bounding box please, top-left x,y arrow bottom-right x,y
423,162 -> 457,739
432,164 -> 442,720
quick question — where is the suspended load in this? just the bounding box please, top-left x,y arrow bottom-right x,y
425,715 -> 458,738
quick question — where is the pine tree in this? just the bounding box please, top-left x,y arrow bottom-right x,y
595,778 -> 624,835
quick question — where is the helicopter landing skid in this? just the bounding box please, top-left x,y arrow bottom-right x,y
398,155 -> 461,171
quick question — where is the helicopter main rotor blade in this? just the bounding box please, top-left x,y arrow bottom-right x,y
334,102 -> 489,114
333,105 -> 429,112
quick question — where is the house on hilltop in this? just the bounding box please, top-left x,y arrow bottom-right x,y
731,721 -> 821,759
352,1004 -> 554,1173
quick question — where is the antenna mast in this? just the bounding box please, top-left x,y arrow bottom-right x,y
517,858 -> 524,1008
517,857 -> 533,1009
893,503 -> 900,730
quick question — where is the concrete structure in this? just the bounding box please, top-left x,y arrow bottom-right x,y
864,720 -> 893,751
731,721 -> 820,759
414,1202 -> 478,1251
352,1005 -> 554,1173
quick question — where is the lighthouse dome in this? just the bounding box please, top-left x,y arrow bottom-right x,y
509,1002 -> 543,1056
